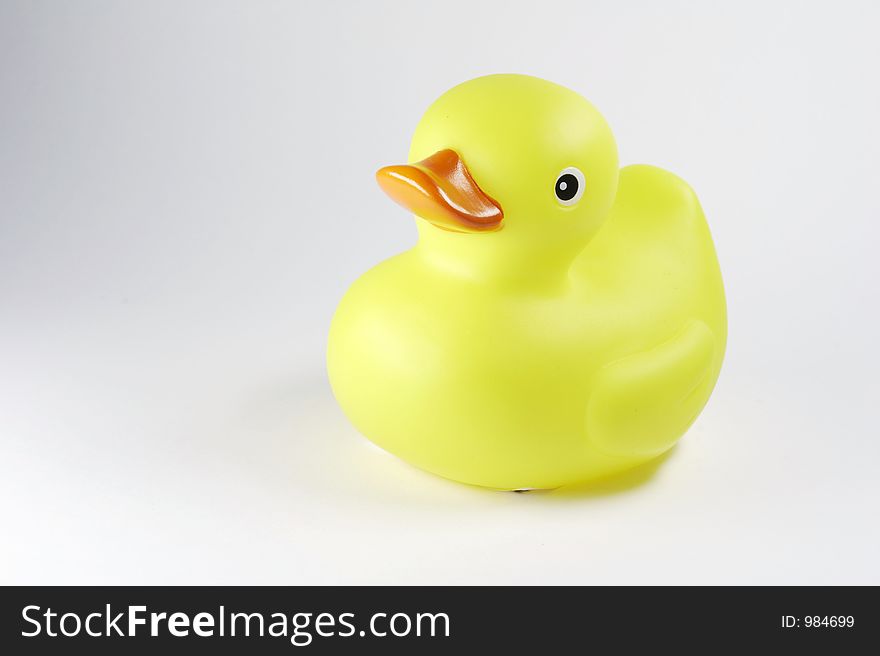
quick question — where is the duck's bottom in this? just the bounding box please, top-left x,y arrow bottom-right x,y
360,430 -> 675,492
330,347 -> 698,490
454,451 -> 674,493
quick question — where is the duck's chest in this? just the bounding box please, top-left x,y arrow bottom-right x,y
329,263 -> 616,389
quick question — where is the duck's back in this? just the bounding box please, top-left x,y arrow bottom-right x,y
572,164 -> 727,362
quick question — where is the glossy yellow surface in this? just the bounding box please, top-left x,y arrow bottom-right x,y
328,74 -> 726,490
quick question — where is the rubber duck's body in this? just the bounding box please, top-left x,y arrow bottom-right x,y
328,75 -> 726,490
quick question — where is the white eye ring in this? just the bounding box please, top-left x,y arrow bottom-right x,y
554,167 -> 585,206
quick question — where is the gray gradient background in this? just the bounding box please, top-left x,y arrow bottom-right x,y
2,1 -> 878,584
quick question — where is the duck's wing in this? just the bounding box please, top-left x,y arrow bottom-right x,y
586,318 -> 717,457
574,165 -> 727,456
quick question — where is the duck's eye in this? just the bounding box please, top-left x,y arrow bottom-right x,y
554,167 -> 585,206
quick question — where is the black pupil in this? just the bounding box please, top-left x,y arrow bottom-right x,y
555,173 -> 579,201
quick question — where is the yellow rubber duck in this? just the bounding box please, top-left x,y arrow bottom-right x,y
328,74 -> 726,490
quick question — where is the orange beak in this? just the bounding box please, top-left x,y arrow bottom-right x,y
376,149 -> 503,233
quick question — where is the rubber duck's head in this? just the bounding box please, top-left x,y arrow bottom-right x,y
376,74 -> 619,282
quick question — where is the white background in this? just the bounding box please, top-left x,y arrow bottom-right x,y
2,1 -> 878,584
